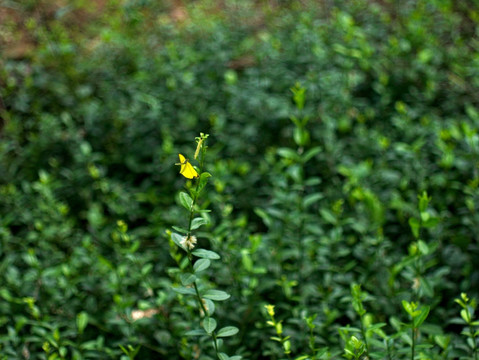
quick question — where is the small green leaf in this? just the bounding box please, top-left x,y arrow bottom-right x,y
304,177 -> 321,186
171,232 -> 186,250
180,273 -> 196,286
417,240 -> 429,255
0,288 -> 12,301
294,127 -> 309,147
344,349 -> 354,356
188,187 -> 197,199
420,211 -> 430,223
218,353 -> 229,360
418,191 -> 431,213
422,216 -> 439,228
217,326 -> 239,337
76,312 -> 88,335
191,217 -> 209,230
369,323 -> 387,331
461,309 -> 471,323
409,218 -> 420,238
302,146 -> 321,162
80,340 -> 99,350
254,208 -> 272,227
202,317 -> 217,334
198,172 -> 212,194
172,226 -> 188,235
402,300 -> 414,316
414,305 -> 430,328
192,249 -> 221,259
434,334 -> 451,350
320,209 -> 337,224
179,192 -> 193,210
193,258 -> 211,273
204,298 -> 215,316
421,276 -> 434,298
277,148 -> 300,161
283,339 -> 292,354
172,286 -> 196,295
303,193 -> 324,208
203,290 -> 231,301
119,344 -> 140,357
338,326 -> 362,333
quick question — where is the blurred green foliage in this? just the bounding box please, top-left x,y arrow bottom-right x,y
1,0 -> 479,358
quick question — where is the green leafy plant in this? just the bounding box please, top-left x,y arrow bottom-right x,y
455,293 -> 479,360
1,0 -> 479,358
264,305 -> 292,359
170,133 -> 240,360
119,344 -> 140,360
343,335 -> 366,360
402,300 -> 431,360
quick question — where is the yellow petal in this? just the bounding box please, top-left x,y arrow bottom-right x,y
178,154 -> 198,179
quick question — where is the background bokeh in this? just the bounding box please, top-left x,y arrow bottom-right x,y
1,0 -> 479,359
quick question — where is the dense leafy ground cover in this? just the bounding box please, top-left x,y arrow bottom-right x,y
1,0 -> 479,359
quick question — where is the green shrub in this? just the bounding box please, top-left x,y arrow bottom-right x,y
1,0 -> 478,358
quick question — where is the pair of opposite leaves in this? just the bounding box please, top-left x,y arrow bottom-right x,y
177,153 -> 198,179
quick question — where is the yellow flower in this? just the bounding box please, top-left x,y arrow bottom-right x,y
176,154 -> 198,179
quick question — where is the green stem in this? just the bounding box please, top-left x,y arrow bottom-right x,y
470,322 -> 478,360
411,326 -> 415,360
359,316 -> 369,357
308,327 -> 315,355
186,143 -> 206,239
183,144 -> 221,359
192,281 -> 208,314
355,350 -> 360,360
212,332 -> 220,356
270,315 -> 291,360
296,187 -> 305,288
186,178 -> 201,239
386,338 -> 393,360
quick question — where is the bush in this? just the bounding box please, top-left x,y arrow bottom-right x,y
1,0 -> 478,359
